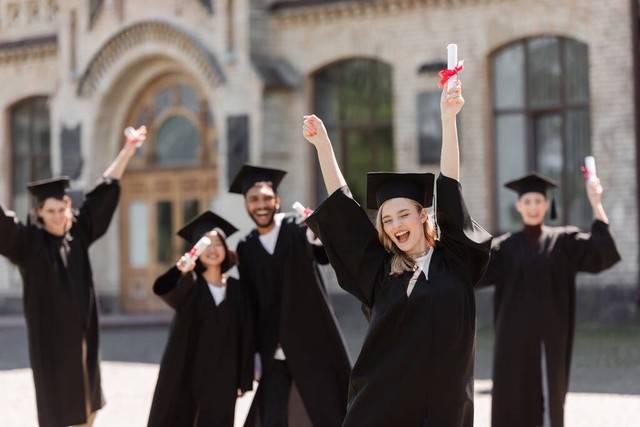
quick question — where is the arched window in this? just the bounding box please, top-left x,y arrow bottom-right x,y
155,116 -> 200,166
313,58 -> 393,203
10,96 -> 51,219
126,74 -> 214,169
492,36 -> 591,231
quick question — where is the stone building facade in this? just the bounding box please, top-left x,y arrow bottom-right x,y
0,0 -> 637,317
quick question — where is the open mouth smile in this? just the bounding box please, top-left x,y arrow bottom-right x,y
395,230 -> 410,244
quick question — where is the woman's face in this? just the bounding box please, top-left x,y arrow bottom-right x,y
199,232 -> 226,268
37,197 -> 72,237
516,192 -> 549,226
380,198 -> 428,254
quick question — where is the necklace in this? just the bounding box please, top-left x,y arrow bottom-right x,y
409,248 -> 430,259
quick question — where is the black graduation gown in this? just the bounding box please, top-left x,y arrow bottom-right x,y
306,174 -> 492,427
148,268 -> 254,427
0,178 -> 120,427
237,215 -> 351,427
476,221 -> 621,427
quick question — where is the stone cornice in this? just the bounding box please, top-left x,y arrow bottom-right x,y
77,20 -> 225,97
270,0 -> 508,26
0,34 -> 57,63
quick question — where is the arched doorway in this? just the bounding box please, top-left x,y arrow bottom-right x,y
119,72 -> 217,312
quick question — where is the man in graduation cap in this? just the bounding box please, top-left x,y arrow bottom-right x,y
0,127 -> 147,427
230,164 -> 351,427
476,172 -> 621,427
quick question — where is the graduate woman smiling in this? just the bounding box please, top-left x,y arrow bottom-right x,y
304,76 -> 492,427
148,212 -> 254,427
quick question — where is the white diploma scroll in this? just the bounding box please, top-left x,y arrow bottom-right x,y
447,44 -> 458,90
293,201 -> 308,224
182,236 -> 212,266
584,156 -> 598,183
124,126 -> 144,148
294,202 -> 322,245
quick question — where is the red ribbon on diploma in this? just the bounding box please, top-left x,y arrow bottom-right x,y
580,166 -> 590,181
438,62 -> 464,88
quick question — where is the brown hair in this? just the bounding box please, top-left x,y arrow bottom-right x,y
375,199 -> 436,275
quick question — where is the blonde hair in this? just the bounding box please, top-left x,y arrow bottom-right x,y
375,199 -> 436,275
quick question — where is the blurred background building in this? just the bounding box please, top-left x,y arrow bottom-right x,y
0,0 -> 637,321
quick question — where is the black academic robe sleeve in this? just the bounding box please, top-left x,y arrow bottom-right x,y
562,220 -> 621,273
238,279 -> 255,393
436,173 -> 492,285
303,224 -> 330,265
0,205 -> 29,266
236,241 -> 259,341
153,267 -> 198,310
75,177 -> 121,245
475,237 -> 507,289
310,242 -> 330,265
306,186 -> 387,307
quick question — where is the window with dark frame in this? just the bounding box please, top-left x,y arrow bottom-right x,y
10,96 -> 51,220
126,75 -> 214,169
417,91 -> 442,165
492,36 -> 591,232
313,58 -> 394,204
417,90 -> 461,165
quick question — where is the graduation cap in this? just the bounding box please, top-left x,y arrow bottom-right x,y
229,165 -> 287,195
504,173 -> 558,220
27,177 -> 70,203
367,172 -> 435,210
177,211 -> 239,244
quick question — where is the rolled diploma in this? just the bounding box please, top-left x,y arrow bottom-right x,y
584,156 -> 597,182
447,44 -> 458,90
124,126 -> 144,148
183,236 -> 212,265
293,201 -> 308,224
292,201 -> 306,215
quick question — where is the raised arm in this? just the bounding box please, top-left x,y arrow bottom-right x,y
75,126 -> 147,244
303,115 -> 386,307
586,177 -> 609,224
563,178 -> 620,273
436,79 -> 492,283
153,265 -> 198,310
303,115 -> 346,195
440,80 -> 463,181
0,206 -> 28,266
102,126 -> 146,180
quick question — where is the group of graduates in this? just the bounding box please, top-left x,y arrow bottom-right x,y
0,74 -> 621,427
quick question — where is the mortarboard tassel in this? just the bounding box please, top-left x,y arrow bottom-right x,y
550,198 -> 558,221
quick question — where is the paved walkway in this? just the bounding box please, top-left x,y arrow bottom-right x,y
1,293 -> 638,426
3,363 -> 639,427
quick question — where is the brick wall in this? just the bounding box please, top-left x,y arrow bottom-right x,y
267,0 -> 638,288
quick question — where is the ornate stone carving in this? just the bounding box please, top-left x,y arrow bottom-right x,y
0,34 -> 57,63
270,0 -> 508,26
0,0 -> 59,29
77,20 -> 225,97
